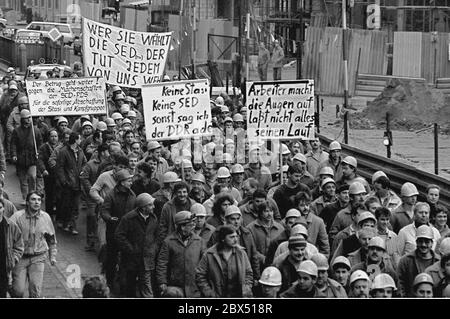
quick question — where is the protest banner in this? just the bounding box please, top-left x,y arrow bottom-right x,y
26,77 -> 107,116
83,18 -> 172,87
246,80 -> 315,141
142,79 -> 212,141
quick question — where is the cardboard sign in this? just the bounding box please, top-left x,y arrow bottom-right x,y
83,18 -> 172,87
26,77 -> 107,116
142,79 -> 212,140
246,80 -> 315,140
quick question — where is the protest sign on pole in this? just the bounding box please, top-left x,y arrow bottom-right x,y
246,80 -> 315,141
83,18 -> 172,88
26,77 -> 107,116
141,79 -> 212,141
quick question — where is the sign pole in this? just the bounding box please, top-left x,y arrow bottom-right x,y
279,141 -> 284,185
30,116 -> 39,160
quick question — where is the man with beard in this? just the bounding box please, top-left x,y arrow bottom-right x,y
156,211 -> 205,298
274,235 -> 308,294
230,164 -> 245,199
330,182 -> 367,242
273,165 -> 310,219
310,253 -> 347,297
390,182 -> 419,234
158,181 -> 196,244
311,177 -> 337,216
291,153 -> 315,189
295,191 -> 330,257
351,236 -> 398,283
397,202 -> 441,256
397,225 -> 441,297
239,189 -> 281,227
344,226 -> 378,268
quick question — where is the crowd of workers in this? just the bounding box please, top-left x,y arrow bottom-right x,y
0,65 -> 449,299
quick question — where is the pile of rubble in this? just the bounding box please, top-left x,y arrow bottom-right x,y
349,79 -> 450,133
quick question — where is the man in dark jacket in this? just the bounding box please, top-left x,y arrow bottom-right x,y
156,211 -> 205,297
10,109 -> 43,203
100,169 -> 136,291
56,132 -> 86,234
115,193 -> 158,297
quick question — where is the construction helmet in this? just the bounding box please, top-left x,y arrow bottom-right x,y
121,118 -> 132,127
58,116 -> 68,125
111,85 -> 121,93
349,270 -> 370,285
349,182 -> 366,195
310,253 -> 329,271
217,167 -> 231,179
321,177 -> 336,188
17,95 -> 29,105
136,193 -> 155,208
20,109 -> 31,119
115,93 -> 125,100
293,153 -> 307,163
82,121 -> 93,128
128,110 -> 137,118
147,141 -> 161,151
191,173 -> 206,184
319,166 -> 334,177
371,273 -> 396,290
190,203 -> 207,217
231,164 -> 245,174
232,113 -> 244,122
105,118 -> 116,127
331,256 -> 351,270
412,273 -> 434,288
281,144 -> 291,155
259,267 -> 282,286
120,104 -> 130,114
215,96 -> 224,105
368,236 -> 386,251
111,112 -> 124,121
285,208 -> 301,220
163,172 -> 181,184
297,260 -> 318,277
96,121 -> 107,132
372,171 -> 388,184
401,182 -> 419,197
223,116 -> 233,123
329,141 -> 342,151
291,224 -> 308,240
342,156 -> 357,168
174,211 -> 194,225
224,205 -> 242,218
357,211 -> 377,225
439,237 -> 450,256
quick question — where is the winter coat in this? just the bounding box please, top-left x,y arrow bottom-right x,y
247,219 -> 285,266
298,213 -> 330,257
158,198 -> 196,244
306,150 -> 329,178
6,106 -> 20,134
397,250 -> 440,297
195,244 -> 253,298
239,198 -> 281,227
115,209 -> 159,271
100,185 -> 136,240
274,255 -> 300,294
2,217 -> 24,272
425,261 -> 445,290
390,205 -> 414,234
37,142 -> 56,174
55,145 -> 86,191
156,232 -> 206,297
195,223 -> 215,244
280,282 -> 324,298
317,278 -> 348,298
79,157 -> 101,200
10,125 -> 43,168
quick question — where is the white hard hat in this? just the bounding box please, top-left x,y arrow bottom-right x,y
319,167 -> 334,177
368,236 -> 386,251
163,172 -> 181,184
310,253 -> 329,271
82,121 -> 93,128
350,270 -> 370,285
321,177 -> 336,188
342,156 -> 357,168
231,164 -> 244,174
329,141 -> 342,151
281,144 -> 291,155
439,237 -> 450,256
111,112 -> 124,120
233,113 -> 244,122
372,273 -> 396,290
147,141 -> 161,151
357,211 -> 377,225
285,208 -> 301,220
331,256 -> 351,270
259,267 -> 282,286
190,203 -> 207,217
372,171 -> 388,184
217,167 -> 231,179
57,116 -> 68,124
293,153 -> 306,163
413,273 -> 434,288
128,110 -> 137,118
349,182 -> 366,195
215,96 -> 224,105
224,205 -> 242,218
291,224 -> 308,239
174,211 -> 195,225
297,260 -> 318,277
401,182 -> 419,197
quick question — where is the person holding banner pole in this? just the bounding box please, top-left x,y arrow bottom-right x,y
10,110 -> 43,204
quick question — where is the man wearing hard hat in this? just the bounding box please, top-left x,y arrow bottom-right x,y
319,140 -> 343,181
390,182 -> 419,234
311,177 -> 337,217
280,260 -> 322,298
425,237 -> 450,296
338,156 -> 370,194
257,266 -> 282,298
412,273 -> 434,298
348,269 -> 370,298
369,172 -> 401,212
370,273 -> 397,298
397,225 -> 441,297
310,253 -> 348,298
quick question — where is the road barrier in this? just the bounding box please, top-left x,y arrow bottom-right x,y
319,134 -> 450,209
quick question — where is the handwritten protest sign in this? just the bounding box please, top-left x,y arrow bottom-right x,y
26,77 -> 107,116
142,79 -> 212,140
83,18 -> 172,87
246,80 -> 315,140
